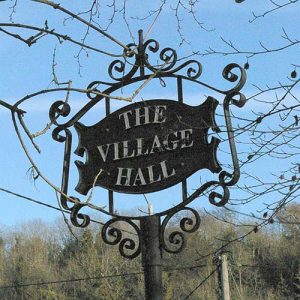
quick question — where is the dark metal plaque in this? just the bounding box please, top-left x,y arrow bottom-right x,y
74,97 -> 221,195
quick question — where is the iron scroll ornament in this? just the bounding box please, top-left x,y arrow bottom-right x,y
11,30 -> 247,259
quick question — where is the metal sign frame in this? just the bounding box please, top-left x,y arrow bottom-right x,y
45,30 -> 245,246
51,29 -> 246,255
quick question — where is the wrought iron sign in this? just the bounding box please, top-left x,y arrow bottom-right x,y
12,29 -> 246,299
74,97 -> 220,195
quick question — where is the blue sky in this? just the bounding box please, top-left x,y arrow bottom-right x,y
0,0 -> 299,227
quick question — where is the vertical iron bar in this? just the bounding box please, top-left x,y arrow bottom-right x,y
60,131 -> 72,208
106,96 -> 114,214
177,76 -> 183,103
177,76 -> 187,201
140,215 -> 163,300
182,179 -> 187,202
105,96 -> 110,116
138,29 -> 145,77
108,190 -> 114,213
